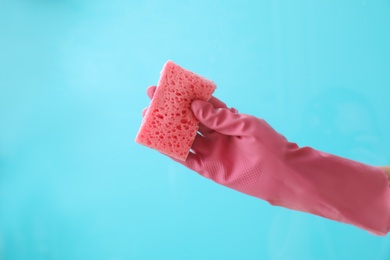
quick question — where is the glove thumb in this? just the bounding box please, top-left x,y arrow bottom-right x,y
191,99 -> 252,136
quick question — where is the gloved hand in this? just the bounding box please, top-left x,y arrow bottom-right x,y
143,86 -> 390,236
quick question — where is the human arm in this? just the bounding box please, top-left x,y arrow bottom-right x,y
142,86 -> 390,235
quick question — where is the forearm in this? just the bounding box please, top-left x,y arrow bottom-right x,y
272,147 -> 390,235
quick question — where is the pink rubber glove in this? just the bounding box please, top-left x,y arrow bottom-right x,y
144,86 -> 390,236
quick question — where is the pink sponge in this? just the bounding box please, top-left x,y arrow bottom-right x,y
135,61 -> 216,161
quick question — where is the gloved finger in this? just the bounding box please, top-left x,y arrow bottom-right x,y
208,96 -> 228,109
197,96 -> 232,135
197,106 -> 238,135
146,85 -> 157,99
181,152 -> 205,176
197,123 -> 213,136
190,133 -> 209,155
191,99 -> 253,136
166,151 -> 202,173
168,151 -> 215,180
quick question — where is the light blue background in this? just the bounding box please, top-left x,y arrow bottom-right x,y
1,0 -> 390,259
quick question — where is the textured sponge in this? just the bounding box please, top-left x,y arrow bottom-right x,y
135,61 -> 216,161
